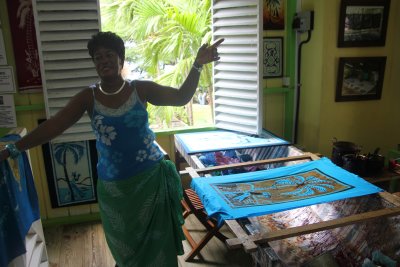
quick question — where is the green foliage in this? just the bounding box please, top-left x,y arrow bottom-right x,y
100,0 -> 213,128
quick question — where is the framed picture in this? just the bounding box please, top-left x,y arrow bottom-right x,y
336,57 -> 386,102
338,0 -> 390,47
263,37 -> 283,78
263,0 -> 285,30
42,137 -> 98,208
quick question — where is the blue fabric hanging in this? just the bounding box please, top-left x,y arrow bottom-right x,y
175,129 -> 289,154
0,134 -> 40,267
191,157 -> 383,225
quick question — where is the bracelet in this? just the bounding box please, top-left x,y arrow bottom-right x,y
193,60 -> 203,73
5,143 -> 22,159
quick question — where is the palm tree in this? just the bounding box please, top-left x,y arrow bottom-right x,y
274,174 -> 336,197
266,0 -> 282,21
100,0 -> 213,127
53,143 -> 85,202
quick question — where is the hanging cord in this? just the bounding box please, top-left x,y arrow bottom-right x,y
293,30 -> 312,144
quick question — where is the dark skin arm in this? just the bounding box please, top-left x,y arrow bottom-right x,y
137,39 -> 224,106
0,88 -> 92,160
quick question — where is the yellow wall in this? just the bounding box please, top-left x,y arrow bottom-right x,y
298,0 -> 400,159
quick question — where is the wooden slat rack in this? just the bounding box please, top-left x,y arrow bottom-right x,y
181,152 -> 400,259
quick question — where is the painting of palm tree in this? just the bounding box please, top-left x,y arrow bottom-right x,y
43,140 -> 97,207
213,169 -> 352,208
264,0 -> 285,30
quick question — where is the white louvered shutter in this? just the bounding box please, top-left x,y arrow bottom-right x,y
32,0 -> 100,143
212,0 -> 263,135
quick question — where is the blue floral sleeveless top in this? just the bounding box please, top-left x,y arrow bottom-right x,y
90,80 -> 163,180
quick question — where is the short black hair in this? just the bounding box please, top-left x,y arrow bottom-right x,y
87,31 -> 125,64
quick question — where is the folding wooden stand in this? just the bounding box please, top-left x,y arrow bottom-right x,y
181,168 -> 228,261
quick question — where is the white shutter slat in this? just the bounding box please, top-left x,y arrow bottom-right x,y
46,69 -> 97,80
215,62 -> 257,72
213,17 -> 257,27
214,27 -> 258,36
213,0 -> 257,9
46,77 -> 98,90
38,11 -> 98,21
39,21 -> 99,31
43,50 -> 92,61
218,54 -> 258,63
212,0 -> 262,135
45,59 -> 94,70
47,88 -> 89,99
36,2 -> 98,11
214,71 -> 257,81
219,36 -> 258,45
33,0 -> 100,142
214,80 -> 257,90
41,40 -> 90,51
214,89 -> 257,100
218,46 -> 258,54
215,114 -> 257,126
213,7 -> 258,18
215,106 -> 257,117
41,30 -> 98,41
214,98 -> 257,108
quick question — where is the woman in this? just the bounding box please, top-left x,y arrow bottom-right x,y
0,31 -> 224,266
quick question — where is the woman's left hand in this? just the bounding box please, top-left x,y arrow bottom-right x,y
195,38 -> 224,65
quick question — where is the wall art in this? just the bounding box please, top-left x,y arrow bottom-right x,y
336,57 -> 386,102
338,0 -> 390,47
263,37 -> 283,78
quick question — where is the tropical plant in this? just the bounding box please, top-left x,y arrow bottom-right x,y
100,0 -> 213,127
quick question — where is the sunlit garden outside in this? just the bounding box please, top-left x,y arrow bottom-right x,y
100,0 -> 214,130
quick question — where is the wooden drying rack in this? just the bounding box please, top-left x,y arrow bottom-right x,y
180,152 -> 400,254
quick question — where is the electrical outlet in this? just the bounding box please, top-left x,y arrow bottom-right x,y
293,11 -> 314,32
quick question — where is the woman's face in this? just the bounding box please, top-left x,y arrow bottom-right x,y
93,46 -> 123,80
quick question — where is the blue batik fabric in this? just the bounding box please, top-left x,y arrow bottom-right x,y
175,129 -> 289,154
191,157 -> 383,225
0,134 -> 40,267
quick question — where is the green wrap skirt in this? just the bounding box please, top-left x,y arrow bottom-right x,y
97,160 -> 185,267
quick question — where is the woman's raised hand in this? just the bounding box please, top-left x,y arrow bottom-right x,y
195,38 -> 224,65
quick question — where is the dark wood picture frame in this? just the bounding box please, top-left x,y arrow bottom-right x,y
263,37 -> 284,78
40,121 -> 98,208
338,0 -> 390,47
336,57 -> 386,102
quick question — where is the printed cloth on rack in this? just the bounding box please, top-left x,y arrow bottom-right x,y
0,134 -> 40,267
175,129 -> 289,154
191,157 -> 383,224
198,150 -> 260,175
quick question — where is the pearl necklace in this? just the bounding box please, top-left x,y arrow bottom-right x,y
98,80 -> 126,96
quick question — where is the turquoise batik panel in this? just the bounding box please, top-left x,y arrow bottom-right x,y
191,157 -> 383,225
175,129 -> 289,154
